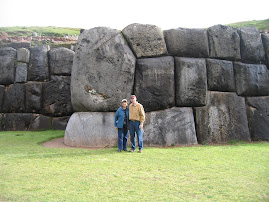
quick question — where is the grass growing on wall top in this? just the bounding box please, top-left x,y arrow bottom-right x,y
0,26 -> 81,37
0,131 -> 268,201
227,18 -> 269,31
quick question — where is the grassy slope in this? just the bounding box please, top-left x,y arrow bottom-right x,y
227,18 -> 269,31
0,131 -> 268,201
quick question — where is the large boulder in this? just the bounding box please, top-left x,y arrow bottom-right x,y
143,107 -> 197,146
49,47 -> 74,75
0,47 -> 16,85
164,28 -> 209,58
25,82 -> 42,113
0,85 -> 4,112
5,113 -> 32,131
28,45 -> 50,81
42,76 -> 73,116
3,83 -> 25,113
246,96 -> 269,141
17,48 -> 30,63
238,27 -> 265,64
15,62 -> 27,83
207,25 -> 241,61
206,59 -> 235,92
122,23 -> 168,58
261,33 -> 269,65
134,56 -> 175,112
71,27 -> 136,112
194,91 -> 251,144
29,114 -> 52,130
64,112 -> 117,148
175,57 -> 207,107
234,62 -> 269,96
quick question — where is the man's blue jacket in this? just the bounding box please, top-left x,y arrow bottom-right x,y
115,107 -> 129,128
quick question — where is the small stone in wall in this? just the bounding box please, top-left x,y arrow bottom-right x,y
25,82 -> 42,113
52,116 -> 70,130
15,62 -> 27,83
17,48 -> 30,63
122,23 -> 168,58
29,114 -> 52,131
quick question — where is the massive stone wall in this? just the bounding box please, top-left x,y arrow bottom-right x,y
1,23 -> 269,147
0,46 -> 74,130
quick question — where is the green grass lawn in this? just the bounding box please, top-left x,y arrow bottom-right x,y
0,131 -> 268,201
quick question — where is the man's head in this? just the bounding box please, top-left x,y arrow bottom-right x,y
130,95 -> 137,104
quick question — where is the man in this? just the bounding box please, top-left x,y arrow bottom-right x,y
128,95 -> 145,153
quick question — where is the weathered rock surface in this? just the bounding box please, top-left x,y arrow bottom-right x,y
261,33 -> 269,65
11,42 -> 31,49
29,114 -> 52,130
194,91 -> 251,144
15,62 -> 27,83
246,96 -> 269,141
143,107 -> 197,146
134,56 -> 175,112
207,25 -> 241,61
0,85 -> 4,112
64,112 -> 117,147
0,113 -> 3,130
3,83 -> 25,113
17,48 -> 30,63
25,82 -> 42,113
28,45 -> 50,81
238,27 -> 265,64
234,62 -> 269,96
49,47 -> 74,75
42,76 -> 73,116
71,27 -> 136,112
0,47 -> 16,85
164,28 -> 209,58
52,116 -> 70,130
122,23 -> 168,58
175,57 -> 207,106
206,59 -> 235,92
5,113 -> 32,130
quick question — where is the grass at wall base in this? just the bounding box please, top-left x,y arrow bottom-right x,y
0,130 -> 268,201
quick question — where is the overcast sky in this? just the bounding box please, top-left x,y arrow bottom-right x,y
1,0 -> 268,30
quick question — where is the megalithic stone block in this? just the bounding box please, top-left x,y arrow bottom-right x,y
194,91 -> 251,144
0,47 -> 17,85
3,83 -> 25,113
17,48 -> 30,63
71,27 -> 136,112
5,113 -> 33,131
15,62 -> 27,83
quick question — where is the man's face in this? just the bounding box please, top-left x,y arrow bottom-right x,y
131,97 -> 137,104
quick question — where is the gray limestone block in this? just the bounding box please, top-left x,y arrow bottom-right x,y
134,56 -> 175,112
0,85 -> 4,112
52,116 -> 70,130
29,114 -> 52,130
164,28 -> 209,58
28,45 -> 50,81
49,47 -> 74,75
246,96 -> 269,141
143,107 -> 197,146
15,62 -> 27,83
122,23 -> 168,58
261,33 -> 269,65
238,27 -> 265,64
3,83 -> 25,113
207,25 -> 241,61
5,113 -> 33,131
206,59 -> 235,92
71,27 -> 136,112
42,76 -> 73,116
0,47 -> 17,85
64,112 -> 117,148
175,57 -> 207,106
194,91 -> 251,144
17,48 -> 30,63
25,82 -> 42,113
234,62 -> 269,96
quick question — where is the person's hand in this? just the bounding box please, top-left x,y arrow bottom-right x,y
139,124 -> 143,130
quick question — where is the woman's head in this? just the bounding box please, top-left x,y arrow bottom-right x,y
121,99 -> 128,108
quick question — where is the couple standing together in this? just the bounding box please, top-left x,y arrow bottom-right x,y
115,95 -> 145,153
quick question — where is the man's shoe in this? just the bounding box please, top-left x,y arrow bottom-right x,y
139,150 -> 143,153
129,149 -> 134,152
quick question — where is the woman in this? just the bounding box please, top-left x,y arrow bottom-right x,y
115,99 -> 129,152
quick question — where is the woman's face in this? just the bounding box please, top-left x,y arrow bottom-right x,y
122,101 -> 128,108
